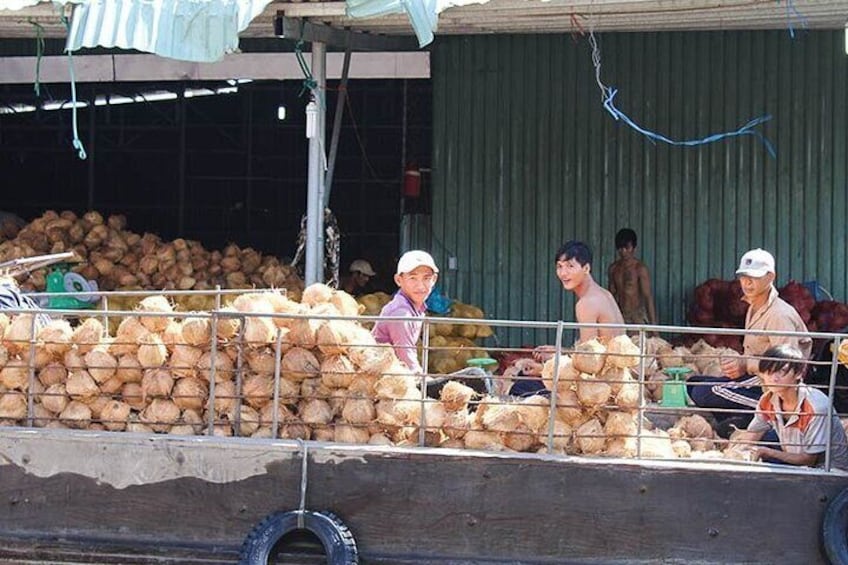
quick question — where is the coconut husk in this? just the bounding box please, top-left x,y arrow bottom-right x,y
0,359 -> 29,391
0,390 -> 27,420
137,334 -> 168,368
281,347 -> 320,382
84,346 -> 117,384
198,350 -> 235,383
182,316 -> 211,347
59,400 -> 91,429
333,422 -> 370,444
341,394 -> 376,425
605,335 -> 641,369
368,433 -> 394,446
442,408 -> 470,439
301,283 -> 334,306
66,370 -> 99,401
463,429 -> 507,451
172,377 -> 208,411
575,418 -> 605,454
502,423 -> 538,452
121,382 -> 146,411
439,381 -> 476,412
604,411 -> 638,439
316,320 -> 357,356
576,374 -> 612,409
541,356 -> 580,395
136,296 -> 174,333
40,383 -> 68,414
71,318 -> 104,354
299,398 -> 333,425
605,437 -> 638,458
37,319 -> 73,357
320,355 -> 356,389
100,399 -> 131,431
110,317 -> 149,356
140,398 -> 180,432
571,339 -> 607,375
537,419 -> 572,451
243,373 -> 273,409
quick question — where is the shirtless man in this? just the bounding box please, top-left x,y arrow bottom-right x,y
608,228 -> 657,328
534,241 -> 625,362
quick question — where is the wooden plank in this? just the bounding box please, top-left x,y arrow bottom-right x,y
0,430 -> 843,563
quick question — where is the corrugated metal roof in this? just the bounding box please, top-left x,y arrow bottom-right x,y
428,30 -> 848,345
2,1 -> 846,40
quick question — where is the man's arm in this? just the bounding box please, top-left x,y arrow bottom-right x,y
574,297 -> 600,343
637,264 -> 658,325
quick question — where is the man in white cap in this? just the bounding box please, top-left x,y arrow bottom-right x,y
687,248 -> 812,436
373,250 -> 490,395
339,259 -> 376,296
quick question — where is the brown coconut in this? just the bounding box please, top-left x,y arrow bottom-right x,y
38,361 -> 67,388
316,320 -> 357,356
59,400 -> 92,429
281,347 -> 320,382
320,355 -> 356,389
443,408 -> 470,439
0,359 -> 29,390
212,380 -> 238,417
571,339 -> 607,375
172,377 -> 208,411
110,316 -> 149,356
334,422 -> 370,444
169,344 -> 203,378
41,383 -> 69,414
576,374 -> 612,409
66,370 -> 99,400
243,373 -> 274,409
342,394 -> 376,425
141,368 -> 174,400
137,334 -> 168,368
37,319 -> 73,357
115,354 -> 143,384
246,347 -> 277,376
198,350 -> 235,382
121,382 -> 146,411
140,398 -> 180,432
301,283 -> 334,306
0,391 -> 27,420
136,295 -> 174,333
606,335 -> 641,369
439,381 -> 477,412
575,418 -> 605,454
84,346 -> 117,384
298,398 -> 333,425
100,399 -> 131,431
181,316 -> 212,347
70,318 -> 104,355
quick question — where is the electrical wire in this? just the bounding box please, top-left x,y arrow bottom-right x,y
588,31 -> 776,158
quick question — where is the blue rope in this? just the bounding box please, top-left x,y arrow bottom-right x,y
589,32 -> 776,159
779,0 -> 809,39
59,12 -> 86,160
29,20 -> 45,97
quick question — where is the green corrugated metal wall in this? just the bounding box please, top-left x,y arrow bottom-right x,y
427,31 -> 848,345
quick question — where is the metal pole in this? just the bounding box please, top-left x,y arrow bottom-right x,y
315,42 -> 327,280
305,42 -> 326,285
825,336 -> 840,471
323,41 -> 352,208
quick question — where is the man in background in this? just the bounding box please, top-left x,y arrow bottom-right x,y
339,259 -> 376,297
608,228 -> 658,330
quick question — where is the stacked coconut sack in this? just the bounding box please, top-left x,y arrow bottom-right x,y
0,210 -> 304,312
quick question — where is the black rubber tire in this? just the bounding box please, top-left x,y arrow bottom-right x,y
239,510 -> 358,565
823,487 -> 848,565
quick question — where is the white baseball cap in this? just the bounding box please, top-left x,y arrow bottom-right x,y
736,248 -> 775,277
349,259 -> 376,276
396,250 -> 439,275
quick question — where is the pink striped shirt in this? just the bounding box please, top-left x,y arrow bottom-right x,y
372,291 -> 426,374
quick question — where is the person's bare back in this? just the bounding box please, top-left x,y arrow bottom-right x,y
609,257 -> 651,323
575,280 -> 625,342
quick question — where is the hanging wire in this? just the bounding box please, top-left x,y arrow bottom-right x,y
779,0 -> 809,39
29,20 -> 45,97
588,31 -> 776,158
58,11 -> 87,160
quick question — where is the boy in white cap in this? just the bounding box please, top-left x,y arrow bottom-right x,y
687,248 -> 812,436
373,250 -> 489,394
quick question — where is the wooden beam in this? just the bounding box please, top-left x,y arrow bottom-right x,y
275,15 -> 419,51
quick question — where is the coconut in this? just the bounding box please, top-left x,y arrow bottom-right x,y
137,334 -> 168,368
243,316 -> 276,347
84,346 -> 117,384
334,423 -> 370,444
66,370 -> 99,400
374,372 -> 418,400
348,374 -> 378,396
37,319 -> 73,356
140,398 -> 180,432
502,423 -> 538,452
115,354 -> 143,384
243,373 -> 274,409
538,419 -> 573,451
375,399 -> 403,429
181,408 -> 205,434
301,283 -> 334,306
31,403 -> 54,428
288,317 -> 322,349
281,348 -> 320,382
136,295 -> 174,332
677,414 -> 715,439
439,381 -> 476,412
541,356 -> 580,394
554,388 -> 585,427
604,411 -> 638,439
236,404 -> 261,437
169,424 -> 197,436
348,327 -> 395,374
342,394 -> 376,424
606,335 -> 641,368
298,399 -> 333,425
0,391 -> 27,420
0,344 -> 8,369
576,374 -> 612,409
443,408 -> 470,439
605,437 -> 638,458
172,377 -> 208,411
614,371 -> 641,409
62,348 -> 84,371
463,430 -> 507,451
169,344 -> 203,378
68,318 -> 103,355
121,382 -> 146,411
265,293 -> 305,329
671,439 -> 693,458
368,433 -> 394,446
212,380 -> 238,416
640,430 -> 676,458
330,290 -> 361,317
160,320 -> 184,353
327,388 -> 348,417
571,339 -> 607,375
658,346 -> 688,370
317,320 -> 357,356
182,316 -> 211,347
259,402 -> 294,427
40,383 -> 68,414
244,347 -> 276,376
0,359 -> 29,390
320,355 -> 356,389
575,418 -> 605,454
110,317 -> 149,356
4,314 -> 36,355
480,403 -> 522,433
141,368 -> 174,400
31,346 -> 54,370
274,377 -> 300,405
60,400 -> 92,429
198,350 -> 235,382
98,399 -> 131,431
214,306 -> 241,340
